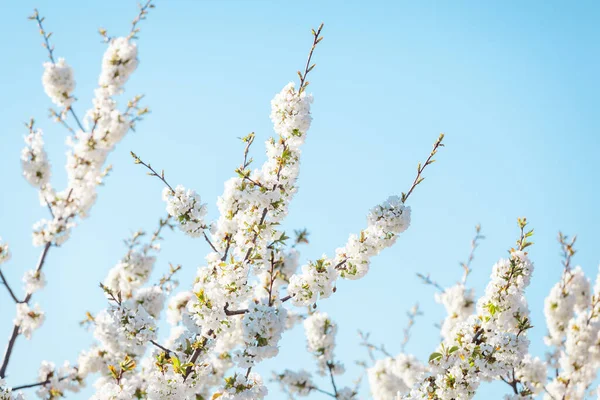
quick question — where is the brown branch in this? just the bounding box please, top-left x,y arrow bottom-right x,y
150,339 -> 175,355
0,242 -> 51,378
0,269 -> 20,303
130,151 -> 175,193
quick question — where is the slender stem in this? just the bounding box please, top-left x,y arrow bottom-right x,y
68,107 -> 85,132
150,340 -> 175,355
310,386 -> 336,398
131,152 -> 175,193
327,362 -> 338,397
298,23 -> 324,93
12,380 -> 50,390
129,0 -> 153,38
33,10 -> 55,63
461,224 -> 484,284
202,231 -> 219,254
267,251 -> 276,306
12,373 -> 70,391
0,269 -> 20,303
0,242 -> 51,378
402,133 -> 445,203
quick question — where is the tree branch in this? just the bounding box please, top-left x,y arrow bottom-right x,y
0,269 -> 20,303
0,242 -> 51,378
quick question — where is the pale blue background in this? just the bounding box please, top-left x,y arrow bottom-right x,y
0,0 -> 598,398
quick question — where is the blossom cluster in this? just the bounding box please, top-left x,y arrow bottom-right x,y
42,58 -> 75,107
368,354 -> 426,400
162,186 -> 208,237
408,250 -> 535,399
0,238 -> 10,265
434,283 -> 475,342
21,129 -> 51,189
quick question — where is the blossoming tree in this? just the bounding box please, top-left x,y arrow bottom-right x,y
0,2 -> 599,400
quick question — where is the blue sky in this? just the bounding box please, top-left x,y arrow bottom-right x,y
0,0 -> 598,398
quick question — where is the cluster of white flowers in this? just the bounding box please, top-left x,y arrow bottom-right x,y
32,218 -> 72,247
216,373 -> 268,400
287,257 -> 337,307
408,250 -> 534,399
514,354 -> 546,397
42,58 -> 75,107
238,303 -> 287,367
273,369 -> 314,396
22,270 -> 46,294
545,266 -> 600,400
35,361 -> 82,398
162,186 -> 208,237
14,303 -> 45,340
543,266 -> 590,347
435,283 -> 475,342
93,302 -> 157,358
103,251 -> 156,298
368,354 -> 426,399
0,238 -> 10,265
166,291 -> 193,325
99,37 -> 139,94
0,379 -> 24,400
304,312 -> 344,376
21,129 -> 51,188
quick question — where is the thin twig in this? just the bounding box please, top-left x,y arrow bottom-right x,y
0,269 -> 20,303
460,224 -> 484,284
0,242 -> 51,378
401,133 -> 445,203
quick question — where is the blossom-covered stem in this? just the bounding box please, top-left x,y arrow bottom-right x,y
0,269 -> 19,303
31,9 -> 85,131
0,242 -> 51,378
401,133 -> 444,203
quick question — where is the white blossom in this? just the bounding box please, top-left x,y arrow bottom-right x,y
15,303 -> 45,340
22,270 -> 46,294
42,58 -> 75,107
21,129 -> 51,188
